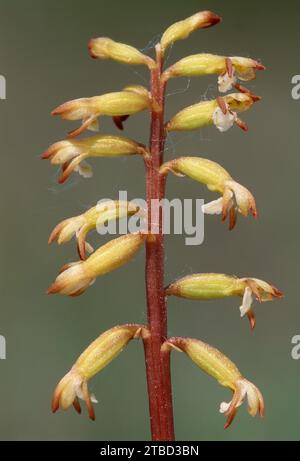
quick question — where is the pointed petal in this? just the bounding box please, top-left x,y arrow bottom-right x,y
202,197 -> 223,215
239,287 -> 253,317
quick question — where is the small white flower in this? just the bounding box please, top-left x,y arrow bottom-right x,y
213,105 -> 237,132
218,72 -> 237,93
202,197 -> 224,215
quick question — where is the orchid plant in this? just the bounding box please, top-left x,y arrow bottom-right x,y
43,10 -> 283,440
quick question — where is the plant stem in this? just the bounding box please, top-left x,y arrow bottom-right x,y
144,44 -> 175,441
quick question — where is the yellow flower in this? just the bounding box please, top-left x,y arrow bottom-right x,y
163,337 -> 264,428
160,157 -> 257,229
52,90 -> 151,137
52,324 -> 148,419
166,93 -> 259,133
48,200 -> 141,259
47,233 -> 146,296
41,134 -> 147,183
166,274 -> 283,329
163,54 -> 265,92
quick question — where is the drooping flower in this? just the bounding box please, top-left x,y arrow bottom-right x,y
166,273 -> 283,329
47,233 -> 146,296
41,134 -> 147,183
52,324 -> 148,419
52,90 -> 151,137
160,157 -> 257,229
166,93 -> 259,133
162,337 -> 265,428
163,54 -> 265,92
48,200 -> 141,259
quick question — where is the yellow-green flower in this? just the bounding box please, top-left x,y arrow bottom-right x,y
166,273 -> 283,329
47,233 -> 146,296
163,337 -> 265,428
160,157 -> 257,229
52,324 -> 148,419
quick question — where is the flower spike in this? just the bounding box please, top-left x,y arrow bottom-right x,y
160,157 -> 257,229
52,324 -> 149,420
162,337 -> 265,428
166,273 -> 283,329
41,135 -> 148,183
47,233 -> 146,296
52,90 -> 151,138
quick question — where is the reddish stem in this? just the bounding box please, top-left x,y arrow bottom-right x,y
143,45 -> 175,441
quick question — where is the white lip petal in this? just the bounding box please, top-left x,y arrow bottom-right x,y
88,118 -> 100,132
245,384 -> 259,417
218,72 -> 237,93
75,161 -> 93,178
239,286 -> 253,317
90,393 -> 98,404
202,198 -> 223,215
213,106 -> 237,132
219,401 -> 231,414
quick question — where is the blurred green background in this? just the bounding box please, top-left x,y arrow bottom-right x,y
0,0 -> 299,441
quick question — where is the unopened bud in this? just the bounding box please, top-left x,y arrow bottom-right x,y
88,37 -> 156,69
163,337 -> 264,428
161,11 -> 221,52
52,324 -> 149,420
47,232 -> 146,296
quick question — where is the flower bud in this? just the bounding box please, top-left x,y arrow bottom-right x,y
160,157 -> 257,229
41,135 -> 147,183
48,200 -> 141,260
166,93 -> 257,133
163,54 -> 265,91
52,91 -> 151,138
47,232 -> 146,296
88,37 -> 156,69
160,11 -> 221,52
166,273 -> 283,329
163,337 -> 264,428
52,324 -> 148,419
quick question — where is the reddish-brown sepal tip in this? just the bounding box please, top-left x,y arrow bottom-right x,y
235,117 -> 248,132
51,106 -> 64,117
204,11 -> 222,27
234,84 -> 262,103
87,39 -> 97,59
256,63 -> 266,71
247,310 -> 256,331
217,97 -> 228,115
73,398 -> 82,415
113,115 -> 130,130
41,150 -> 51,160
47,283 -> 59,295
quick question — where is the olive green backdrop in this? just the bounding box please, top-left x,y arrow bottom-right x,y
0,0 -> 299,441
